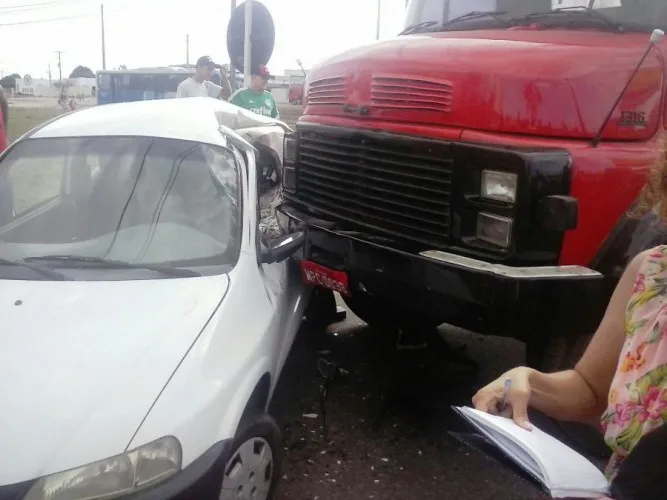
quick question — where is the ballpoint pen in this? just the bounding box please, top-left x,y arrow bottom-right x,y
500,377 -> 511,412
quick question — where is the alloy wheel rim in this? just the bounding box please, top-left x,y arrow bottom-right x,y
219,437 -> 274,500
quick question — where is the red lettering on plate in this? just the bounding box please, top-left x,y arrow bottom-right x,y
300,260 -> 350,296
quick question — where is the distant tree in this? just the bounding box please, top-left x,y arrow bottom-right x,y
118,65 -> 127,70
69,65 -> 95,78
0,73 -> 21,90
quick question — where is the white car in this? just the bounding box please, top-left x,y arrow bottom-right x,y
0,97 -> 308,500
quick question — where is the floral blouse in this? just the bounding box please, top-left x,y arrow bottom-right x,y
601,246 -> 667,478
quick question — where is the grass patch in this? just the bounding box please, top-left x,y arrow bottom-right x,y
7,107 -> 62,143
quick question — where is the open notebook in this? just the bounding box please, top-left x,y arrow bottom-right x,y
453,406 -> 610,499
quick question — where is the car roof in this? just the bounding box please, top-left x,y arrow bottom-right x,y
29,98 -> 254,147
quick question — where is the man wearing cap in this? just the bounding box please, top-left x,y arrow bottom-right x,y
229,65 -> 279,119
176,56 -> 232,99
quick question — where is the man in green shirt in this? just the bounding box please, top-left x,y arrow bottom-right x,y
229,65 -> 279,119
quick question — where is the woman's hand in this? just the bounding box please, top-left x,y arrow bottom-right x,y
472,367 -> 534,430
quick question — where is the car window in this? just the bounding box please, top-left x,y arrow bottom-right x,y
0,136 -> 242,279
6,152 -> 65,215
98,73 -> 112,92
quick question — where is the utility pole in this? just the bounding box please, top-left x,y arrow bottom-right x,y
376,0 -> 381,40
230,0 -> 237,90
55,51 -> 64,85
48,64 -> 52,86
101,4 -> 106,70
186,34 -> 190,68
243,0 -> 253,87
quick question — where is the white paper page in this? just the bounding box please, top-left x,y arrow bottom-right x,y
457,407 -> 609,497
458,409 -> 544,481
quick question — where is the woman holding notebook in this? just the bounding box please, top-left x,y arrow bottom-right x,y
473,160 -> 667,500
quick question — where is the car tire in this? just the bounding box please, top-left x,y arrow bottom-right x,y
526,333 -> 594,373
219,414 -> 283,500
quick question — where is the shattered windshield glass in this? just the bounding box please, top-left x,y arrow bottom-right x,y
0,136 -> 241,279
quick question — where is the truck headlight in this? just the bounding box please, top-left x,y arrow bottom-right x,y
25,436 -> 182,500
481,170 -> 517,203
477,212 -> 513,248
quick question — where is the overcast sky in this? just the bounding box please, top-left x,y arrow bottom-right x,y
0,0 -> 407,79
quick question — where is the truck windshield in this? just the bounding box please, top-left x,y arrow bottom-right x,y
403,0 -> 667,34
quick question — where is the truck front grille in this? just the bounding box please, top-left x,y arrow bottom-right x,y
307,76 -> 347,106
295,127 -> 453,247
371,75 -> 453,113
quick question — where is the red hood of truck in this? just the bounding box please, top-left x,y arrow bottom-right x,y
304,30 -> 664,140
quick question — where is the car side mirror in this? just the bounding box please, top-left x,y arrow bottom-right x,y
261,231 -> 305,264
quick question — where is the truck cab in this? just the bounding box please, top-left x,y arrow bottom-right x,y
278,0 -> 667,370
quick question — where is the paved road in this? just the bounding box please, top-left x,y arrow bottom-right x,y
270,300 -> 609,500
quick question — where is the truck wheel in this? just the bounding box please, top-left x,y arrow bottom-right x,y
342,291 -> 441,332
219,414 -> 282,500
526,334 -> 594,373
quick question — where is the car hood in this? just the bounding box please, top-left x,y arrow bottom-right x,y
0,275 -> 228,485
305,31 -> 664,140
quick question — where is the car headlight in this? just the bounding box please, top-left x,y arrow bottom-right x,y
25,436 -> 182,500
481,170 -> 517,203
477,212 -> 513,248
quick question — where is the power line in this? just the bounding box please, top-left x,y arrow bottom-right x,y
0,0 -> 201,26
0,0 -> 91,12
0,11 -> 98,25
0,4 -> 121,25
0,1 -> 60,9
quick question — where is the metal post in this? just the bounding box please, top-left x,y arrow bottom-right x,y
55,51 -> 63,84
376,0 -> 381,40
244,0 -> 253,87
230,0 -> 237,90
101,4 -> 106,70
186,34 -> 190,68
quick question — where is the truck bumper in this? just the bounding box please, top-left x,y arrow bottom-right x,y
278,203 -> 607,342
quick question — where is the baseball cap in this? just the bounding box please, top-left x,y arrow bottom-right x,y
253,65 -> 271,80
196,56 -> 221,69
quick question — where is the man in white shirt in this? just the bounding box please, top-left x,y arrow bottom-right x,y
176,56 -> 232,100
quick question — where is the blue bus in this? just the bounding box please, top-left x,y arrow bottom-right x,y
97,68 -> 243,105
97,68 -> 195,104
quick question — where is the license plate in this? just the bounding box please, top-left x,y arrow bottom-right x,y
300,260 -> 350,296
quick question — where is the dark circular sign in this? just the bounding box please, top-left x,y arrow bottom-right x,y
226,0 -> 275,73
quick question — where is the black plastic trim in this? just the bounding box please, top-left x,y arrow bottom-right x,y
280,203 -> 605,341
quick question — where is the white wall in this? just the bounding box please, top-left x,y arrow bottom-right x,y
14,77 -> 96,98
271,87 -> 289,104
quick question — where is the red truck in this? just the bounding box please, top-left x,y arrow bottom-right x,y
279,1 -> 667,371
289,83 -> 305,105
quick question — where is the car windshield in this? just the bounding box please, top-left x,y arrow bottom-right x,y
403,0 -> 666,34
0,136 -> 241,280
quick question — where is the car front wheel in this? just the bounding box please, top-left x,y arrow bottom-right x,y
219,414 -> 283,500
